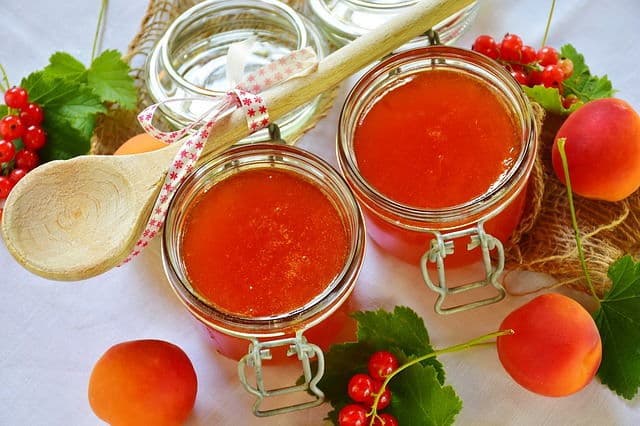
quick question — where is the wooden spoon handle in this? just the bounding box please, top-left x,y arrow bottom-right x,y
201,0 -> 475,158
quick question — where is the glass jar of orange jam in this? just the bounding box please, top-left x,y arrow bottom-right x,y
337,46 -> 537,314
163,143 -> 365,415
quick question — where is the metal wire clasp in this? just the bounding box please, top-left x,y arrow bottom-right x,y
237,330 -> 325,417
420,223 -> 506,314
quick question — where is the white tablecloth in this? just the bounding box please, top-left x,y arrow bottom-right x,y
1,1 -> 639,424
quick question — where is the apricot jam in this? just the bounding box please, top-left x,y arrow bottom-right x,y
338,47 -> 536,311
182,168 -> 349,317
163,144 -> 365,359
354,69 -> 519,209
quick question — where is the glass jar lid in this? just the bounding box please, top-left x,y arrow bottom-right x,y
145,0 -> 329,144
305,0 -> 479,48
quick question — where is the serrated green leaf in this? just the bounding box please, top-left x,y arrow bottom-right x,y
561,44 -> 615,102
390,364 -> 462,426
44,52 -> 87,81
38,116 -> 90,162
353,306 -> 445,383
317,307 -> 455,424
21,71 -> 103,161
87,49 -> 137,109
22,72 -> 105,138
594,255 -> 640,399
20,71 -> 52,99
522,85 -> 580,115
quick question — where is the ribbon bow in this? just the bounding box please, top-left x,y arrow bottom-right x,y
121,46 -> 318,263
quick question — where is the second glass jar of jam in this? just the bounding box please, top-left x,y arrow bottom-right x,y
337,46 -> 537,314
162,143 -> 365,415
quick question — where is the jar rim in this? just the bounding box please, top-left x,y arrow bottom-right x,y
162,143 -> 365,338
160,0 -> 308,98
306,0 -> 478,46
336,46 -> 538,229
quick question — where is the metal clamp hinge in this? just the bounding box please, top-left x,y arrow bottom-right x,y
237,331 -> 325,417
420,223 -> 506,314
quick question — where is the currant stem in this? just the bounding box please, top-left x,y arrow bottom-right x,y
367,329 -> 514,425
91,0 -> 109,62
556,138 -> 600,303
0,63 -> 10,92
541,0 -> 556,49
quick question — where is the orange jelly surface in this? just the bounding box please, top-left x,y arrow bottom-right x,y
354,69 -> 520,208
182,168 -> 349,317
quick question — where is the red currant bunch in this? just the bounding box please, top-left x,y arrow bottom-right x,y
0,86 -> 46,199
472,33 -> 576,107
338,351 -> 399,426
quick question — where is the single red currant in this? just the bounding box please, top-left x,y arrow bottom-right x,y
368,351 -> 399,381
537,46 -> 559,66
510,70 -> 528,85
19,103 -> 44,127
4,86 -> 29,110
348,373 -> 377,403
527,69 -> 543,86
520,45 -> 537,64
558,58 -> 574,79
562,94 -> 579,109
0,176 -> 14,199
23,126 -> 46,151
0,115 -> 25,141
368,381 -> 392,411
500,34 -> 523,62
509,63 -> 524,72
0,139 -> 16,162
541,64 -> 565,88
373,413 -> 399,426
338,404 -> 368,426
9,168 -> 28,184
472,35 -> 500,59
14,149 -> 39,171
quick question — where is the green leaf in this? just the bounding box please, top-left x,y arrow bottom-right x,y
390,364 -> 462,426
39,116 -> 91,161
594,255 -> 640,399
353,306 -> 444,383
522,85 -> 580,115
0,104 -> 7,117
21,71 -> 104,161
561,44 -> 615,102
318,307 -> 455,424
87,49 -> 137,109
44,52 -> 87,81
24,75 -> 105,140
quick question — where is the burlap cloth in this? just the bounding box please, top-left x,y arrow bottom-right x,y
93,0 -> 636,297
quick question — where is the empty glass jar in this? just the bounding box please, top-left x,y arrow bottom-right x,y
146,0 -> 329,143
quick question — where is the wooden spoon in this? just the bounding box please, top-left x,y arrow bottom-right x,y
1,0 -> 474,280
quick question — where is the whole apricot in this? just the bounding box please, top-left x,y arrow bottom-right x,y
114,133 -> 167,155
497,293 -> 602,397
88,340 -> 197,426
552,98 -> 640,201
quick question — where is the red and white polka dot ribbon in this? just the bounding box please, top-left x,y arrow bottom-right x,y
120,47 -> 318,264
